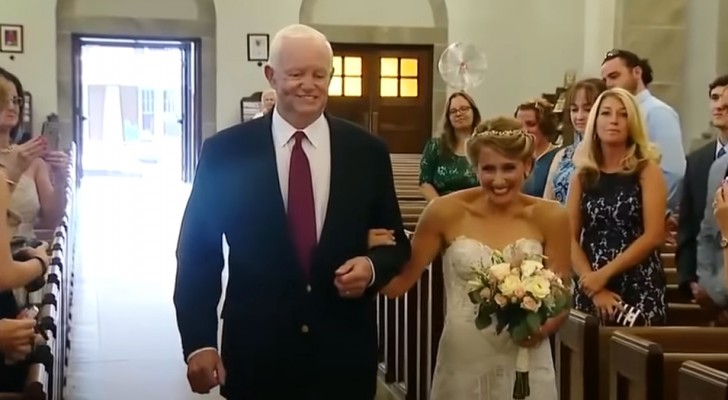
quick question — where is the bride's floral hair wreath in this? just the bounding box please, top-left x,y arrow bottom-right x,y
466,116 -> 535,165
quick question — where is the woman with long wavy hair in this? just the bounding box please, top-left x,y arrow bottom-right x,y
567,87 -> 667,326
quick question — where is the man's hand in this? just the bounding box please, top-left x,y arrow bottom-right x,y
334,256 -> 374,298
187,349 -> 226,394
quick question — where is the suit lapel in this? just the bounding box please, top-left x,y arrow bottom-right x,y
316,117 -> 349,256
251,116 -> 302,272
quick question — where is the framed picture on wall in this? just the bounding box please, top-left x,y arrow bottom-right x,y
0,25 -> 23,53
247,33 -> 269,62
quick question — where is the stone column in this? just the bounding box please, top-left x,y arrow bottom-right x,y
718,0 -> 728,74
582,0 -> 617,76
614,0 -> 687,110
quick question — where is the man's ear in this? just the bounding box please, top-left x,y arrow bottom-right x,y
632,65 -> 643,81
264,65 -> 275,85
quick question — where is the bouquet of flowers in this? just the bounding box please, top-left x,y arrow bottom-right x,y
467,248 -> 570,400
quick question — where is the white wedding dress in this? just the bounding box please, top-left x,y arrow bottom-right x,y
430,237 -> 558,400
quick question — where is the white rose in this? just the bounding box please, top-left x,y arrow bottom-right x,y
524,276 -> 552,300
480,287 -> 492,300
494,293 -> 508,307
489,263 -> 512,281
499,275 -> 523,297
520,260 -> 543,278
521,296 -> 541,312
541,268 -> 556,281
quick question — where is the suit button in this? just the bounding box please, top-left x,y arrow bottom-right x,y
306,285 -> 312,293
301,325 -> 309,333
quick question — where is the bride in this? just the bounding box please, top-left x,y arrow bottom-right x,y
381,116 -> 570,399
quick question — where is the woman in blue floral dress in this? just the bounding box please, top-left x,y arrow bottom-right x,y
544,78 -> 606,204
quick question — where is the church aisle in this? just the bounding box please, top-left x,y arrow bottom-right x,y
64,177 -> 224,400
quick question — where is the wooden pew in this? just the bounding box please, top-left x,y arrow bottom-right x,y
679,360 -> 728,400
609,328 -> 728,400
556,308 -> 713,400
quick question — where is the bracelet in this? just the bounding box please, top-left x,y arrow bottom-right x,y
30,256 -> 48,276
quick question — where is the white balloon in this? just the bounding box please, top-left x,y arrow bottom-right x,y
437,42 -> 488,92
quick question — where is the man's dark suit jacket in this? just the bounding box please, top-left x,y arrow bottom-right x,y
677,141 -> 717,295
173,113 -> 411,400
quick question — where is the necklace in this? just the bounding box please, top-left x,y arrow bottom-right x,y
0,145 -> 15,154
534,143 -> 555,160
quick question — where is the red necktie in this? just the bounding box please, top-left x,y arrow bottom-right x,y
287,131 -> 317,277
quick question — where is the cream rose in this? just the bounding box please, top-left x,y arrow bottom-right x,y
521,296 -> 541,312
499,275 -> 523,297
489,263 -> 512,281
520,260 -> 543,278
524,276 -> 552,300
479,287 -> 492,300
494,293 -> 508,307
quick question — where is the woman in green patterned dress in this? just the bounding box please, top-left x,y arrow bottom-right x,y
419,92 -> 482,201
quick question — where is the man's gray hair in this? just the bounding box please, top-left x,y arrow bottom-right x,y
268,24 -> 333,70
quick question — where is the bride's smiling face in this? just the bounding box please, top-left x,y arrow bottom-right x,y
475,146 -> 531,205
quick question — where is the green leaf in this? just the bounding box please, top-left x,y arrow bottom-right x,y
511,320 -> 531,342
475,311 -> 492,330
526,312 -> 542,333
468,290 -> 482,304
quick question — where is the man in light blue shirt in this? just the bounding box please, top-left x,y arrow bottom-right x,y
601,49 -> 686,211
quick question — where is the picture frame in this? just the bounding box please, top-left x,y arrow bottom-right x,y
0,25 -> 23,54
247,33 -> 269,62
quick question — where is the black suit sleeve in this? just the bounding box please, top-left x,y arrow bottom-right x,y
173,139 -> 225,361
676,156 -> 697,295
367,143 -> 411,290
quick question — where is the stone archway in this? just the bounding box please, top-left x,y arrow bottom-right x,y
299,0 -> 449,136
55,0 -> 218,149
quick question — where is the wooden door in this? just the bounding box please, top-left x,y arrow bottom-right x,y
326,44 -> 433,154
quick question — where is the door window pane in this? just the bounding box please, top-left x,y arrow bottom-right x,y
400,78 -> 418,97
333,56 -> 343,76
344,57 -> 362,76
380,78 -> 399,97
400,58 -> 418,77
343,77 -> 362,97
380,58 -> 399,77
329,76 -> 343,96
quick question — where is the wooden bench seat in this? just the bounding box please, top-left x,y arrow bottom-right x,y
679,360 -> 728,400
557,309 -> 713,400
610,328 -> 728,400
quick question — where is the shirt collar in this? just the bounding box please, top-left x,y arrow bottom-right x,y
635,89 -> 651,103
717,138 -> 728,156
272,107 -> 327,148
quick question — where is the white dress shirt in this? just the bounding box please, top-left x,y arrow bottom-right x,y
271,108 -> 331,239
716,139 -> 728,158
187,109 -> 374,362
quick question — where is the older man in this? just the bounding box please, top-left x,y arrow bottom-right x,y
174,24 -> 410,400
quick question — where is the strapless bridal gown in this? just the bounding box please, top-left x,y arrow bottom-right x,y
429,237 -> 558,400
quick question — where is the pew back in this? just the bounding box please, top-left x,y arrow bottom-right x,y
679,360 -> 728,400
610,328 -> 728,400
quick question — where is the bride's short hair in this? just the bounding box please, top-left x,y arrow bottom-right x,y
467,116 -> 535,165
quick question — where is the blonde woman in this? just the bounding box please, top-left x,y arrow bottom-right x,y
567,87 -> 667,325
383,117 -> 569,399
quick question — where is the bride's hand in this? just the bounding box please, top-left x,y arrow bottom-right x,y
368,228 -> 396,249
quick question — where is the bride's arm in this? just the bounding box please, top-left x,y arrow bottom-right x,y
381,199 -> 445,298
540,202 -> 572,334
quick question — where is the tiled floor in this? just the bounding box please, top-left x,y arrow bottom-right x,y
64,176 -> 225,400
